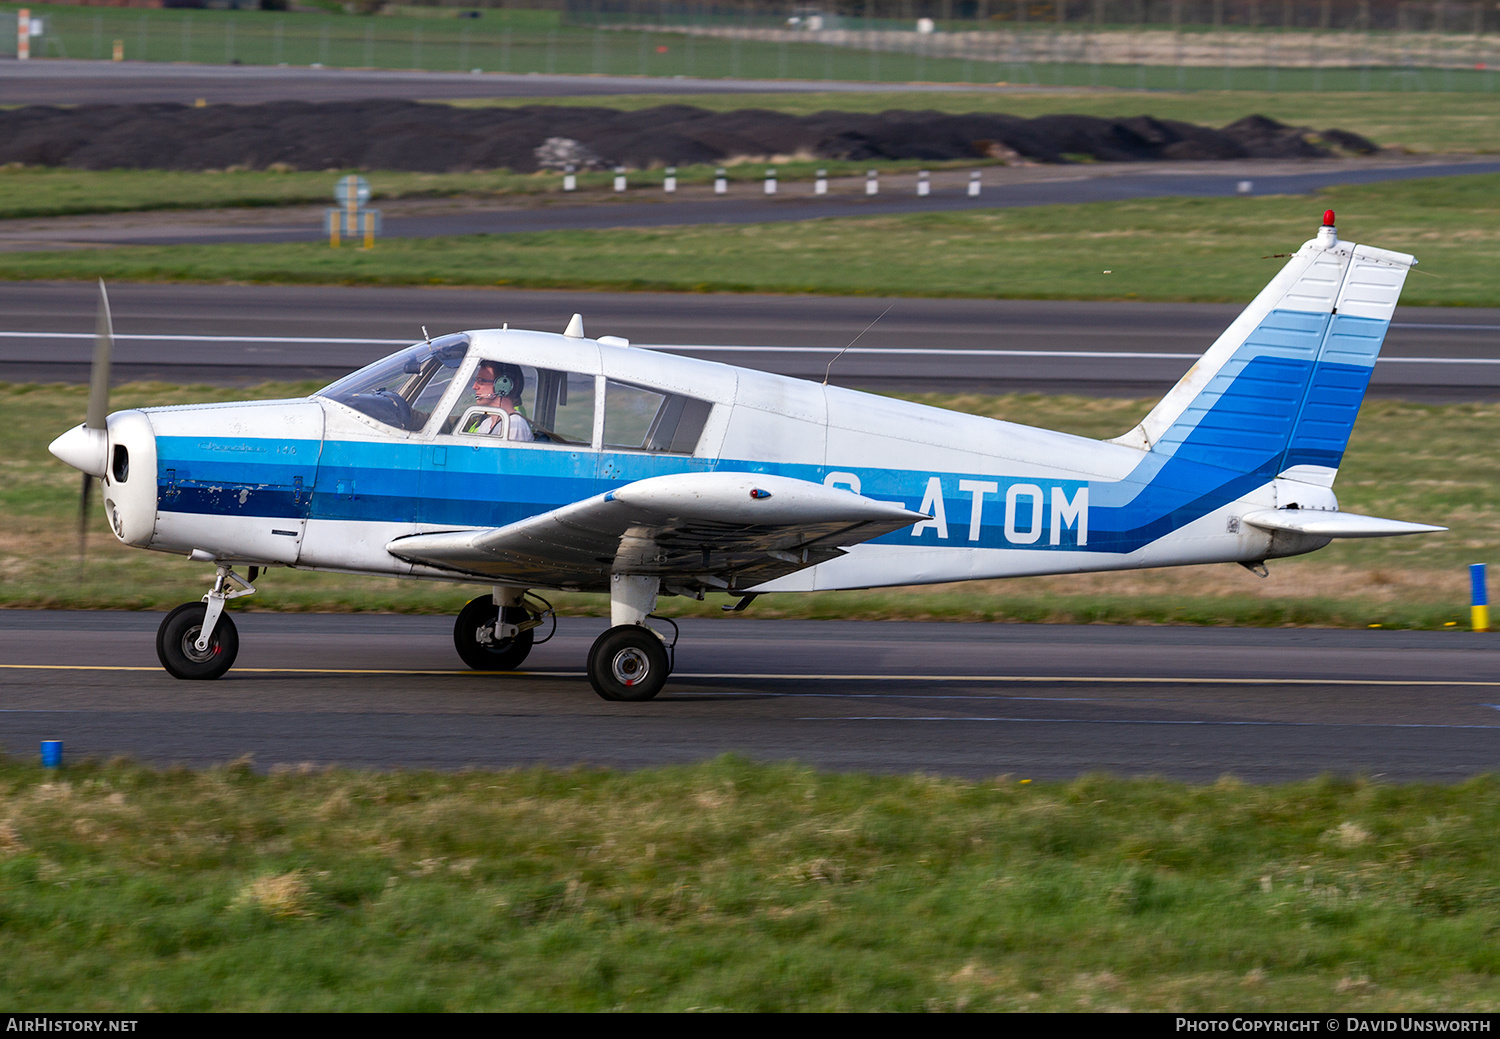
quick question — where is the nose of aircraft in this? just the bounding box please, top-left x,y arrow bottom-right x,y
49,423 -> 109,478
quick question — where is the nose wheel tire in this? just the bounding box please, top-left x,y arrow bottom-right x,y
454,595 -> 535,671
588,625 -> 669,702
156,602 -> 239,681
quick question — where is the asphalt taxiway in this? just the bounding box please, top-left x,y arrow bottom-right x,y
3,282 -> 1498,398
2,612 -> 1497,781
0,58 -> 1017,106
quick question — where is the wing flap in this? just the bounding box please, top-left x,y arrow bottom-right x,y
387,472 -> 926,590
1241,509 -> 1446,539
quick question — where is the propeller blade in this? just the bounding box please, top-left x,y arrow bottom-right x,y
78,280 -> 113,561
77,472 -> 94,562
86,279 -> 113,431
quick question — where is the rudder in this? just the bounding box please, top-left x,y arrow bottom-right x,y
1112,215 -> 1415,489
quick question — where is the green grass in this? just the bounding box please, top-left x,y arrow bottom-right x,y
0,166 -> 561,221
9,1 -> 1499,94
1,756 -> 1498,1010
4,174 -> 1498,306
0,159 -> 993,221
4,383 -> 1490,627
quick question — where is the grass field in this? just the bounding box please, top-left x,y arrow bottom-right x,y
4,174 -> 1498,307
1,755 -> 1498,1010
5,382 -> 1489,628
9,2 -> 1499,93
0,159 -> 987,221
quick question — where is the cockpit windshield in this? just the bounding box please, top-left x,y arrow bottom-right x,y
316,333 -> 470,432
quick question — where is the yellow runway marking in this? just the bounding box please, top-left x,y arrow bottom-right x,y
4,663 -> 1500,687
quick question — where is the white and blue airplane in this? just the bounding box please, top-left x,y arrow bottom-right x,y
49,212 -> 1443,701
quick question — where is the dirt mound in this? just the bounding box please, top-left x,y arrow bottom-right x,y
0,101 -> 1379,172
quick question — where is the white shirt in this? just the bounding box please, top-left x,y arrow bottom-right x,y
477,412 -> 533,441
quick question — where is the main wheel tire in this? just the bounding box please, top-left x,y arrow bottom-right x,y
454,595 -> 535,671
156,602 -> 239,681
587,625 -> 669,702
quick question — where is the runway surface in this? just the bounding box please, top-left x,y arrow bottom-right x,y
2,611 -> 1497,782
3,281 -> 1498,398
0,58 -> 1009,106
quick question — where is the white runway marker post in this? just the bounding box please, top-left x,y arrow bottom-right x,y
562,163 -> 576,192
664,166 -> 676,193
613,166 -> 627,193
866,169 -> 879,196
968,171 -> 982,197
764,168 -> 777,195
917,170 -> 930,197
814,169 -> 828,195
714,167 -> 727,194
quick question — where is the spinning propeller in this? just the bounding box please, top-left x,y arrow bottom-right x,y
81,280 -> 115,555
47,280 -> 114,558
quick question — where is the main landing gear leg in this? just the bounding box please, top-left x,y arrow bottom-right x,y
156,564 -> 255,680
588,574 -> 669,703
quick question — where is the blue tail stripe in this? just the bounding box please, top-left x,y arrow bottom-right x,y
1152,307 -> 1390,479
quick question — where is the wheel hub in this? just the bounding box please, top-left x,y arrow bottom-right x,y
178,625 -> 217,663
610,647 -> 650,686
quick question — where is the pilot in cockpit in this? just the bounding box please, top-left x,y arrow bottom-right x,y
467,361 -> 534,441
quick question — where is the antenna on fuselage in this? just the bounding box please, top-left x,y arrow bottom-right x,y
823,303 -> 893,386
421,326 -> 430,343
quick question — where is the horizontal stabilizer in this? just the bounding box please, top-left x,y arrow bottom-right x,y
1241,509 -> 1446,539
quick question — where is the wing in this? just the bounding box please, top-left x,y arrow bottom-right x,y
386,471 -> 928,594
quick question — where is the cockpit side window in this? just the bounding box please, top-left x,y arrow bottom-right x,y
532,369 -> 596,445
441,363 -> 596,447
316,333 -> 469,432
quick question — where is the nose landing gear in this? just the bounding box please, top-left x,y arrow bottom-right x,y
156,563 -> 255,680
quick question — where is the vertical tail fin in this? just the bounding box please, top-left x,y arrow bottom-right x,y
1112,216 -> 1415,488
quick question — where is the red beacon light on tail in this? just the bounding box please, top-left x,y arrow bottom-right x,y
1318,209 -> 1338,247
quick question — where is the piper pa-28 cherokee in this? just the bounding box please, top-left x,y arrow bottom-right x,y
49,212 -> 1444,701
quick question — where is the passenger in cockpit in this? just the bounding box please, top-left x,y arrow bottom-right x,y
468,361 -> 534,441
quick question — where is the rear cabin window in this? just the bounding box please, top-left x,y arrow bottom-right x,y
602,379 -> 712,455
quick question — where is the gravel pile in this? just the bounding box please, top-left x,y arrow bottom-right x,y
0,101 -> 1380,172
